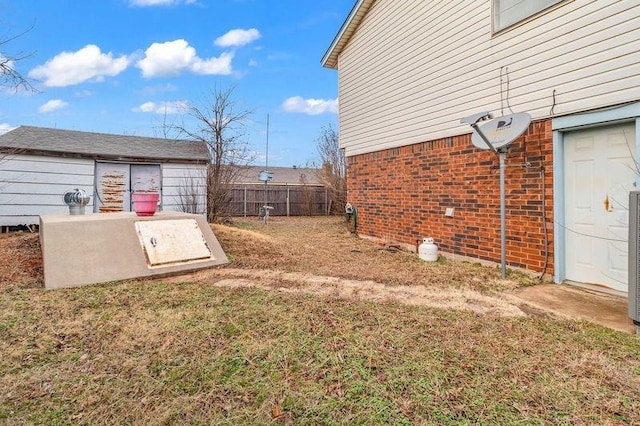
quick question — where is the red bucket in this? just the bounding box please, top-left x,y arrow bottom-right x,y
132,193 -> 160,216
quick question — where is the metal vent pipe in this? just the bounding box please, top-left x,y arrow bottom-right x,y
63,188 -> 91,215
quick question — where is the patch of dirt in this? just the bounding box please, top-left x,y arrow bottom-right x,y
0,231 -> 43,288
163,268 -> 527,317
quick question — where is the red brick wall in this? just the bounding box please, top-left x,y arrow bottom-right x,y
347,119 -> 554,274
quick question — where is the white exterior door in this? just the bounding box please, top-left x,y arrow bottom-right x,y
95,162 -> 130,213
564,123 -> 636,292
131,164 -> 162,195
94,162 -> 161,213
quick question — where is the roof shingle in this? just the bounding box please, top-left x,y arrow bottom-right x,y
234,165 -> 324,185
0,126 -> 210,163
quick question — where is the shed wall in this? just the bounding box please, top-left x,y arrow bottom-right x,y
161,163 -> 208,215
0,155 -> 207,226
338,0 -> 640,156
0,154 -> 94,226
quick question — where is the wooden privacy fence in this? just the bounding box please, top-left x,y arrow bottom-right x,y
229,184 -> 329,216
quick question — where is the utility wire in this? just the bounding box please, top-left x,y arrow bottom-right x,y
554,219 -> 628,243
538,166 -> 548,280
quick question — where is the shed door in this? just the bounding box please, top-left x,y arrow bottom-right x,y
131,164 -> 162,194
95,163 -> 130,213
95,162 -> 161,213
564,123 -> 636,292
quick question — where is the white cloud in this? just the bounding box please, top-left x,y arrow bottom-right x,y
132,100 -> 189,114
39,99 -> 69,113
282,96 -> 338,115
74,89 -> 94,97
0,123 -> 16,135
136,39 -> 233,77
28,45 -> 129,87
129,0 -> 196,6
190,52 -> 234,75
139,83 -> 178,95
214,28 -> 261,47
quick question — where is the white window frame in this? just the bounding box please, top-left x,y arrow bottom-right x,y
493,0 -> 564,33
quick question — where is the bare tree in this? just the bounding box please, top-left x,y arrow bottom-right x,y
1,25 -> 37,93
175,170 -> 207,214
315,124 -> 346,214
175,85 -> 255,222
299,173 -> 314,216
0,26 -> 37,173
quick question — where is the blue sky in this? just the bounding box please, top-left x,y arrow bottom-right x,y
0,0 -> 352,167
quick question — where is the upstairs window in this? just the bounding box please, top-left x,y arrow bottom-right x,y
493,0 -> 564,32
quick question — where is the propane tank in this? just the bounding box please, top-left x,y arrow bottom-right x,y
418,237 -> 438,262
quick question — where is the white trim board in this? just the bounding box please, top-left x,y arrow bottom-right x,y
552,101 -> 640,285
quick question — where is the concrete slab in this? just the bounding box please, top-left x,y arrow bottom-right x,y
511,283 -> 636,334
40,212 -> 228,289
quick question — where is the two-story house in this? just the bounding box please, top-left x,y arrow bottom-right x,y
323,0 -> 640,293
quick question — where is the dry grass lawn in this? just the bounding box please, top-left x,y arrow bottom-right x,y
212,217 -> 539,293
1,216 -> 639,424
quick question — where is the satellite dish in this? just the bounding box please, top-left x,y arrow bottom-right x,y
258,170 -> 273,182
471,112 -> 531,150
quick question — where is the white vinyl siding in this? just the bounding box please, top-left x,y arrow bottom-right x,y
493,0 -> 564,32
0,155 -> 94,226
337,0 -> 640,157
0,154 -> 207,226
161,163 -> 207,215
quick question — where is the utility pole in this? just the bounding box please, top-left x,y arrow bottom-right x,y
264,113 -> 269,208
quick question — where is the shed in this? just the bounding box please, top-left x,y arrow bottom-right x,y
0,126 -> 210,227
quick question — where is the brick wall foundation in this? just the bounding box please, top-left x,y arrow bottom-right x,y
347,119 -> 554,275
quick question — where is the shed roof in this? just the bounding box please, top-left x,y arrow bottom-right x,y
0,126 -> 210,163
321,0 -> 375,69
234,166 -> 324,186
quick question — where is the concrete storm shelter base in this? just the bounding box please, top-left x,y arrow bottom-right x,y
39,212 -> 228,289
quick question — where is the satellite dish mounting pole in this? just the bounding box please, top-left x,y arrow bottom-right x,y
499,149 -> 507,279
462,111 -> 530,280
472,123 -> 506,279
